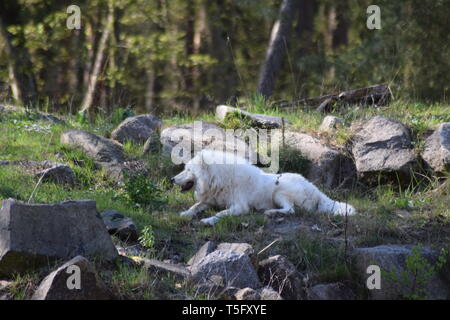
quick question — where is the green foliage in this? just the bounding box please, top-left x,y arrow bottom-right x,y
385,246 -> 449,300
139,225 -> 156,251
112,108 -> 135,126
76,110 -> 88,125
122,174 -> 167,209
221,110 -> 254,130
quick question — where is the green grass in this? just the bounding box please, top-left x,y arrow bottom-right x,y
1,99 -> 449,300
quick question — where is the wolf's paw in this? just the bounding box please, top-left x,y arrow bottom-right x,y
264,208 -> 294,217
264,209 -> 280,217
180,210 -> 195,218
200,216 -> 219,226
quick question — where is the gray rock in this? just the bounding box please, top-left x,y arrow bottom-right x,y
284,131 -> 356,188
99,160 -> 148,184
160,122 -> 257,162
61,130 -> 125,163
257,255 -> 304,300
216,243 -> 254,257
216,105 -> 284,129
35,113 -> 64,124
0,104 -> 22,113
319,116 -> 344,131
0,105 -> 64,123
141,258 -> 191,280
100,210 -> 138,242
111,114 -> 162,144
353,245 -> 450,300
235,287 -> 261,300
187,241 -> 217,266
189,250 -> 261,289
307,282 -> 356,300
422,123 -> 450,173
351,116 -> 418,183
193,275 -> 225,297
0,199 -> 118,277
32,256 -> 113,300
0,160 -> 75,186
35,163 -> 75,186
143,130 -> 162,155
257,286 -> 284,300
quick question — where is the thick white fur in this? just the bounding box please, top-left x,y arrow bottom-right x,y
172,150 -> 356,226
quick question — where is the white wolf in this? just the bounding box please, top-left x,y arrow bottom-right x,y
171,150 -> 356,226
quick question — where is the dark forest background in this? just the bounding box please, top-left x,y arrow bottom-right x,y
0,0 -> 449,115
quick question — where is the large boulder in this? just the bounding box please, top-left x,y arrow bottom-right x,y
0,160 -> 75,186
187,241 -> 217,266
31,256 -> 113,300
353,245 -> 450,300
257,255 -> 304,300
0,199 -> 118,277
306,282 -> 356,300
100,210 -> 138,242
216,243 -> 254,257
351,116 -> 418,183
421,123 -> 450,173
284,131 -> 356,188
111,114 -> 162,144
160,122 -> 257,163
216,105 -> 284,129
61,130 -> 125,163
189,249 -> 260,289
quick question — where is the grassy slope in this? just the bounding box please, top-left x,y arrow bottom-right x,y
0,100 -> 449,299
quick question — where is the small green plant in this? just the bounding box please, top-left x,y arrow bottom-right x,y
76,110 -> 88,125
139,225 -> 156,251
221,110 -> 254,130
123,174 -> 167,209
385,246 -> 449,300
112,108 -> 135,125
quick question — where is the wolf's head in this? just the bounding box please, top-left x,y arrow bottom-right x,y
171,149 -> 248,194
171,151 -> 207,193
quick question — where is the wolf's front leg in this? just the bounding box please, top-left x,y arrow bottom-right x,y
200,205 -> 247,226
180,202 -> 209,219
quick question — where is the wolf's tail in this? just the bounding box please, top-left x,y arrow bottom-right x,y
317,193 -> 356,216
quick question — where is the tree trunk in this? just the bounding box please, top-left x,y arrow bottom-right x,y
332,0 -> 349,50
145,71 -> 155,113
79,3 -> 114,114
257,0 -> 298,99
0,16 -> 37,106
192,0 -> 207,113
183,0 -> 196,111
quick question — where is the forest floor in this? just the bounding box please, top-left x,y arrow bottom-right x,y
0,99 -> 449,299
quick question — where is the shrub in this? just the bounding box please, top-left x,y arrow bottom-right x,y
122,174 -> 167,209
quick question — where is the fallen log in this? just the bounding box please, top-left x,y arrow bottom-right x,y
277,84 -> 392,112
